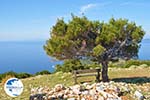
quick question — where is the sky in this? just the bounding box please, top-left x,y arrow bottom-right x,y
0,0 -> 150,41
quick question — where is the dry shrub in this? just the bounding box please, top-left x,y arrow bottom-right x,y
1,75 -> 15,85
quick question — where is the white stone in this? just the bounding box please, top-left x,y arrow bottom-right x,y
64,88 -> 70,94
54,84 -> 64,92
72,88 -> 81,95
38,87 -> 44,94
48,90 -> 54,95
89,89 -> 96,96
57,92 -> 64,97
63,95 -> 68,99
134,90 -> 144,100
81,97 -> 86,100
96,86 -> 104,91
82,90 -> 89,95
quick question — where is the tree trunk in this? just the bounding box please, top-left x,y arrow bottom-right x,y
101,61 -> 109,82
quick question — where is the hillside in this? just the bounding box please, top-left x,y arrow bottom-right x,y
0,67 -> 150,100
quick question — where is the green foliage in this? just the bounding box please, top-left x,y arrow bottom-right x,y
52,18 -> 67,36
44,15 -> 102,60
16,73 -> 33,79
1,71 -> 17,78
55,59 -> 101,72
0,70 -> 52,82
55,59 -> 83,72
0,71 -> 33,83
93,44 -> 106,56
35,70 -> 51,75
44,15 -> 145,61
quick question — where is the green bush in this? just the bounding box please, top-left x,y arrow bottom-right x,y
0,71 -> 16,82
55,59 -> 101,72
17,73 -> 33,79
124,60 -> 150,68
35,70 -> 51,75
109,60 -> 126,68
0,74 -> 3,82
0,71 -> 33,83
109,60 -> 150,68
55,59 -> 82,72
0,71 -> 17,80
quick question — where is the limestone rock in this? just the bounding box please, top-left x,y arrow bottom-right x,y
54,84 -> 65,92
134,90 -> 144,100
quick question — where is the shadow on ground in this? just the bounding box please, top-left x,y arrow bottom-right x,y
111,77 -> 150,84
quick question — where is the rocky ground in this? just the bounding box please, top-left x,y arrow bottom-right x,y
30,81 -> 150,100
1,67 -> 150,100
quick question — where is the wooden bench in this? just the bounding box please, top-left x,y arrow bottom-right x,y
73,68 -> 101,84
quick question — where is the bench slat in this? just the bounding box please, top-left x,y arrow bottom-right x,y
76,73 -> 97,77
73,69 -> 100,74
73,68 -> 101,84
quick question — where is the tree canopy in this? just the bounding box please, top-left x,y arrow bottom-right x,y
44,15 -> 145,81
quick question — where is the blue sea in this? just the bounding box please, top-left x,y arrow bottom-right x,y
0,41 -> 62,74
0,39 -> 149,74
139,39 -> 150,60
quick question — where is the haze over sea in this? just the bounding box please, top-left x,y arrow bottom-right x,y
0,39 -> 150,74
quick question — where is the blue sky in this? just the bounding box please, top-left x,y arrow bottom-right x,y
0,0 -> 150,41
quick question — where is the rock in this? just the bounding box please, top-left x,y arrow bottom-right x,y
70,84 -> 80,90
47,90 -> 54,95
57,92 -> 64,98
134,90 -> 144,100
89,89 -> 96,96
81,97 -> 86,100
30,81 -> 150,100
54,84 -> 64,92
31,88 -> 36,95
72,88 -> 81,95
80,85 -> 86,91
114,87 -> 120,93
96,86 -> 104,91
63,94 -> 68,99
48,94 -> 57,99
29,94 -> 45,100
43,96 -> 47,100
70,85 -> 81,94
86,84 -> 94,90
97,96 -> 105,100
64,88 -> 70,95
67,97 -> 76,100
82,90 -> 89,95
38,87 -> 44,94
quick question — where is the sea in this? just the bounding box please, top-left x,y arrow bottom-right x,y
0,39 -> 150,74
